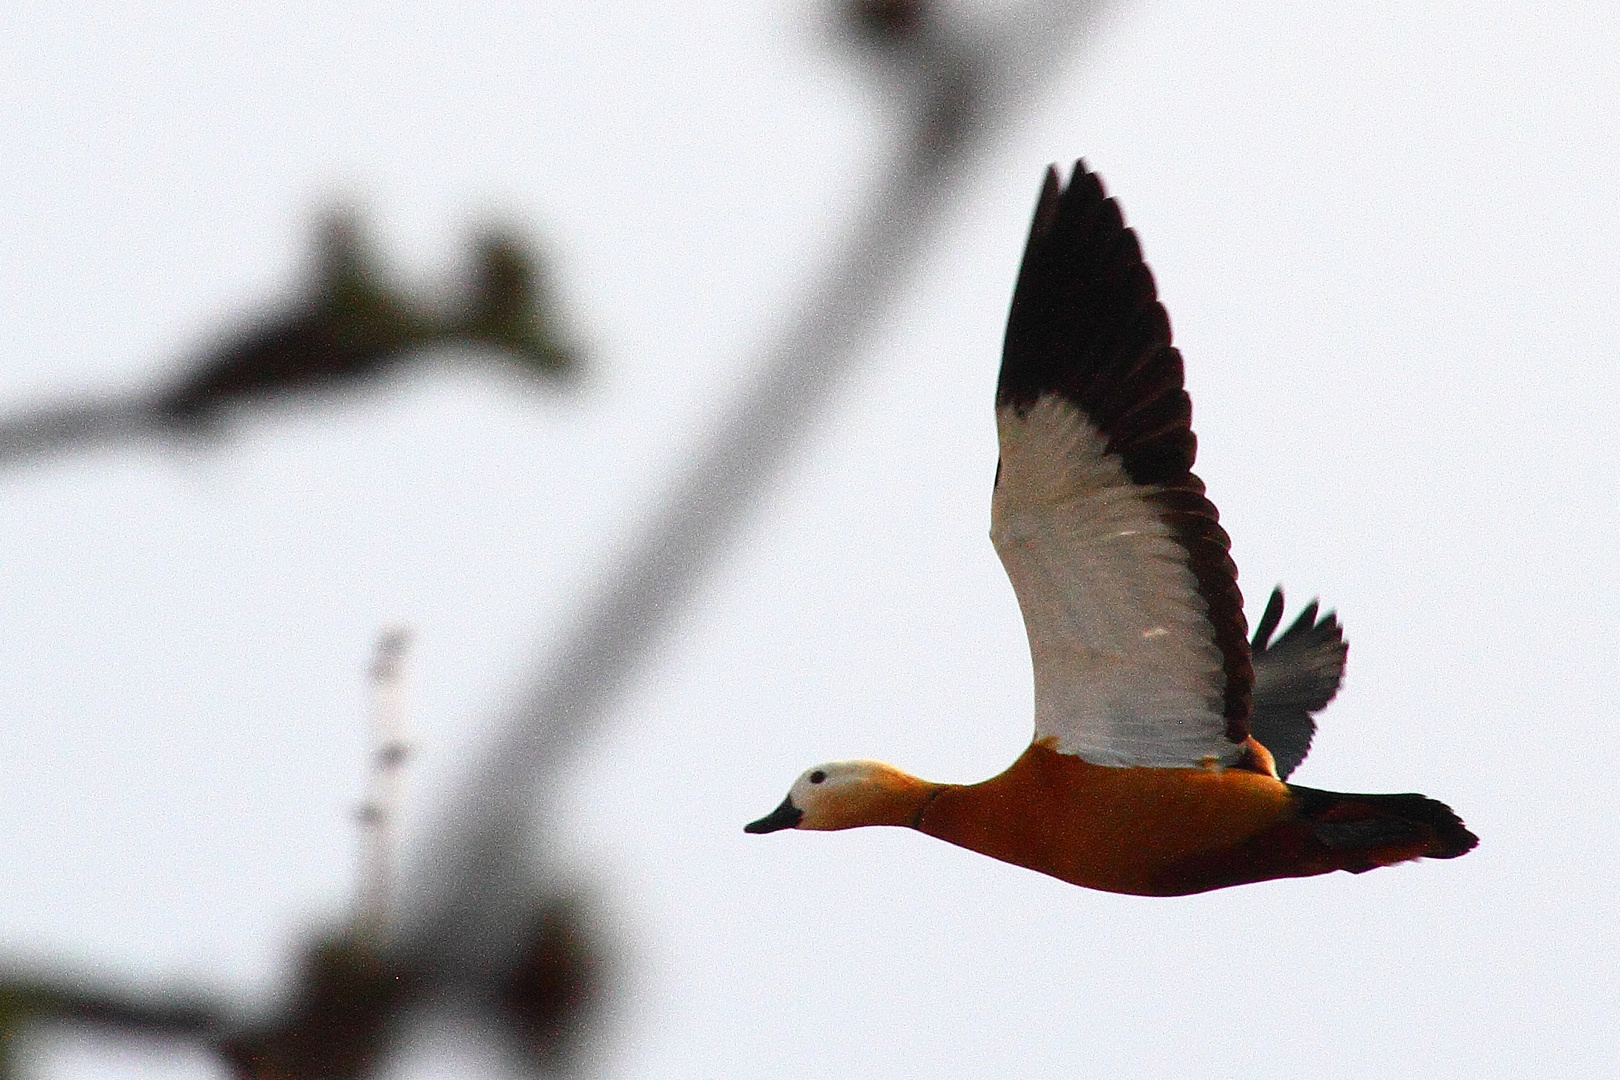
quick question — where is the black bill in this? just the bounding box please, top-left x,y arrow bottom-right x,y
744,795 -> 803,834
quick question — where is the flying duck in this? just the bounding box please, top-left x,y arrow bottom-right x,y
746,162 -> 1476,896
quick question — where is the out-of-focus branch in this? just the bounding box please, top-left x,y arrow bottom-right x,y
0,5 -> 1106,1076
0,968 -> 224,1076
400,0 -> 1106,992
355,628 -> 414,947
0,218 -> 575,467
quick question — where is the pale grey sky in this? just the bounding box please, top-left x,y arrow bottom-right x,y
3,2 -> 1617,1077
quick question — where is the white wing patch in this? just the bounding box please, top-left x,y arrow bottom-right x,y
991,395 -> 1240,768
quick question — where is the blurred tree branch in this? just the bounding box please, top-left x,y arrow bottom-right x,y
0,966 -> 222,1077
0,216 -> 575,467
398,0 -> 1104,1017
0,2 -> 1105,1076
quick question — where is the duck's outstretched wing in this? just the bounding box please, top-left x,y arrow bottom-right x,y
992,162 -> 1252,768
1248,586 -> 1348,780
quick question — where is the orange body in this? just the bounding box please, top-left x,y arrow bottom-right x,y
913,741 -> 1448,896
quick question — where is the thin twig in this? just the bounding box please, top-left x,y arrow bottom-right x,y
355,628 -> 413,946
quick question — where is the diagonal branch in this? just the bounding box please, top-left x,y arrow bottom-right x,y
399,0 -> 1108,985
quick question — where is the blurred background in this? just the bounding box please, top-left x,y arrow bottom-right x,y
2,0 -> 1618,1077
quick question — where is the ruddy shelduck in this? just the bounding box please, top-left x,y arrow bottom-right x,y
747,162 -> 1476,896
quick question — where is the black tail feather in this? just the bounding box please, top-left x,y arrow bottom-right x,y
1289,785 -> 1478,862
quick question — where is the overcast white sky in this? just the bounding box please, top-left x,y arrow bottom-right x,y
3,1 -> 1618,1077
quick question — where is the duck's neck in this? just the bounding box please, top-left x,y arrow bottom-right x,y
821,766 -> 949,830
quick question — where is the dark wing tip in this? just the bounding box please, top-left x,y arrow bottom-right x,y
1249,591 -> 1351,779
1029,165 -> 1063,243
1253,586 -> 1286,651
1293,600 -> 1321,633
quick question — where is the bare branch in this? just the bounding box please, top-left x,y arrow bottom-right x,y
0,221 -> 575,468
0,968 -> 224,1077
355,628 -> 414,946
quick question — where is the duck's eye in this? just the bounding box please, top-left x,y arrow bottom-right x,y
809,770 -> 827,784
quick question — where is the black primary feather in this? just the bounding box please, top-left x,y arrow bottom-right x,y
1248,586 -> 1348,780
1251,587 -> 1286,653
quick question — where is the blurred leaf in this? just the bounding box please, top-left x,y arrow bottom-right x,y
492,895 -> 605,1075
457,234 -> 576,377
218,938 -> 417,1080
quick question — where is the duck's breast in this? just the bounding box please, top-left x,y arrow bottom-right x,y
916,741 -> 1295,896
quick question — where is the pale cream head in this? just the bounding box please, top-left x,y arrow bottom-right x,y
745,760 -> 939,833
